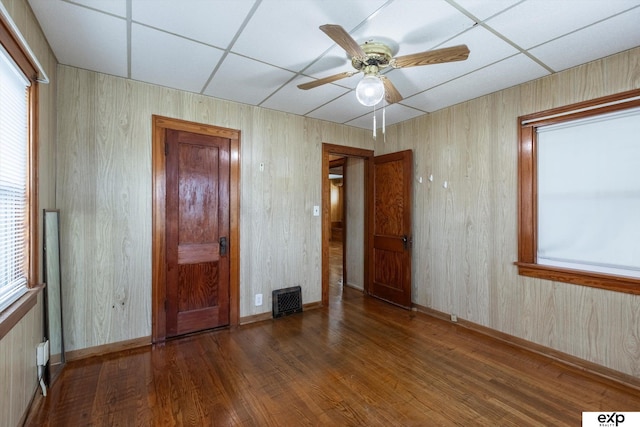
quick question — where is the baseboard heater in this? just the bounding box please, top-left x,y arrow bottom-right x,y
272,286 -> 303,318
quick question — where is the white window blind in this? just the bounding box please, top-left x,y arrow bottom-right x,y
536,107 -> 640,278
0,46 -> 30,313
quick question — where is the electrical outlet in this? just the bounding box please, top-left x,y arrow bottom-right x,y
450,314 -> 457,322
37,340 -> 49,366
255,293 -> 263,306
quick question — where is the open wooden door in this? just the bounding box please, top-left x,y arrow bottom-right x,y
368,150 -> 413,308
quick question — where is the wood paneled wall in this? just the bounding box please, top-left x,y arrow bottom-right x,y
0,0 -> 58,425
376,47 -> 640,378
55,42 -> 640,377
56,66 -> 372,352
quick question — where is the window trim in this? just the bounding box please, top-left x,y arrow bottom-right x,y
516,89 -> 640,295
0,12 -> 41,338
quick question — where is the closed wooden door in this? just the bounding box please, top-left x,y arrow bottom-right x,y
165,129 -> 230,337
369,150 -> 413,308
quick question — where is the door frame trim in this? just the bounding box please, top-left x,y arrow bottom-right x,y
152,115 -> 240,342
321,143 -> 373,305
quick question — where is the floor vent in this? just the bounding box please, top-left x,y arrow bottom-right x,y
272,286 -> 303,318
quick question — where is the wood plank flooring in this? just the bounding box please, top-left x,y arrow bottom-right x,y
26,243 -> 640,426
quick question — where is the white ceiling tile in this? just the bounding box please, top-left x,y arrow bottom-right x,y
132,0 -> 254,48
232,0 -> 387,71
303,45 -> 356,84
131,24 -> 224,93
385,25 -> 519,100
68,0 -> 126,17
262,77 -> 350,116
530,7 -> 640,72
28,0 -> 127,77
345,103 -> 426,129
453,0 -> 521,20
403,54 -> 549,112
486,0 -> 640,49
351,0 -> 475,54
204,53 -> 297,105
307,92 -> 373,124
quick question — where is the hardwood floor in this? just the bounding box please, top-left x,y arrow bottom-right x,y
26,246 -> 640,426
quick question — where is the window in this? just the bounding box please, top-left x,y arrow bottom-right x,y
517,89 -> 640,295
0,46 -> 30,312
0,9 -> 40,324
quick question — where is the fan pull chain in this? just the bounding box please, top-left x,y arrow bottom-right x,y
372,104 -> 377,140
382,104 -> 386,143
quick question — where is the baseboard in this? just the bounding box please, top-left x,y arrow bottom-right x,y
65,336 -> 151,362
413,303 -> 640,392
239,312 -> 272,325
240,301 -> 322,325
303,301 -> 322,311
345,283 -> 364,292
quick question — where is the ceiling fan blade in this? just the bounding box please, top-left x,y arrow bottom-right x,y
380,76 -> 403,104
392,45 -> 470,68
297,71 -> 358,90
320,24 -> 366,58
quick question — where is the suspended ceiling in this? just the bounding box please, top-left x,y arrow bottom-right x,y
28,0 -> 640,129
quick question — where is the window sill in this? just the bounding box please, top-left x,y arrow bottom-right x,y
515,262 -> 640,295
0,284 -> 44,340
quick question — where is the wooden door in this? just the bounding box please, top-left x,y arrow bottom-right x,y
368,150 -> 413,308
165,129 -> 230,337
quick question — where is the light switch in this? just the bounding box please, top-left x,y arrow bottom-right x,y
313,206 -> 320,216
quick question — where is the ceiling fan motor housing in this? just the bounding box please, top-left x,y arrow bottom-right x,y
352,41 -> 393,72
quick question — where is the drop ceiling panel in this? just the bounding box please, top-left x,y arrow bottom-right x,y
351,0 -> 475,54
307,92 -> 373,124
232,0 -> 387,71
403,54 -> 550,112
28,0 -> 127,77
68,0 -> 126,17
453,0 -> 521,20
345,103 -> 425,129
485,0 -> 639,49
204,53 -> 297,105
385,25 -> 519,100
303,45 -> 359,87
529,7 -> 640,72
132,0 -> 254,48
131,24 -> 224,93
262,77 -> 350,116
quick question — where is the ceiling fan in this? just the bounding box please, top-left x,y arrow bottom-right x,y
298,24 -> 470,106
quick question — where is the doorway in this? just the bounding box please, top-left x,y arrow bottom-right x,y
328,157 -> 346,297
321,144 -> 373,306
151,115 -> 240,342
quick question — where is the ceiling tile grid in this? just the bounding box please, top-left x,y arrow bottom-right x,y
27,0 -> 640,129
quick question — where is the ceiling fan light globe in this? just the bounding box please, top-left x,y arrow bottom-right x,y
356,75 -> 384,106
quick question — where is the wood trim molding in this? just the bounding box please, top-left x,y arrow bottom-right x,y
322,144 -> 374,306
65,336 -> 151,362
517,89 -> 640,294
151,115 -> 240,342
414,303 -> 640,392
0,284 -> 43,340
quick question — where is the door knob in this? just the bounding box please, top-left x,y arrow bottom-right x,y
219,237 -> 228,256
